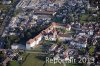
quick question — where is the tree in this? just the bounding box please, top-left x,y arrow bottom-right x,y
62,44 -> 68,50
61,28 -> 66,34
13,7 -> 23,16
56,38 -> 61,45
26,32 -> 32,39
89,46 -> 95,56
4,35 -> 20,48
9,60 -> 20,66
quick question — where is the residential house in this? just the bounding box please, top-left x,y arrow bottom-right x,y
70,35 -> 87,48
88,29 -> 94,36
65,24 -> 71,31
63,49 -> 78,61
95,31 -> 100,39
58,34 -> 72,41
44,30 -> 57,41
2,0 -> 11,5
3,57 -> 10,66
63,49 -> 70,61
53,53 -> 60,60
11,44 -> 25,50
55,46 -> 63,53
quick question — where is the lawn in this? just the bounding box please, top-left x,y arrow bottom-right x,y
21,53 -> 63,66
22,53 -> 45,66
46,63 -> 63,66
66,63 -> 85,66
9,60 -> 20,66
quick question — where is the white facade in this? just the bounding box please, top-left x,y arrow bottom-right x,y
95,35 -> 100,38
88,30 -> 94,36
59,36 -> 72,41
70,41 -> 87,48
2,0 -> 11,5
66,25 -> 71,31
26,22 -> 72,50
77,43 -> 87,48
26,36 -> 43,50
44,35 -> 56,41
79,32 -> 86,36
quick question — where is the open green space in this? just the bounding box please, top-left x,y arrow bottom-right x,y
22,53 -> 45,66
9,60 -> 20,66
21,53 -> 63,66
46,63 -> 63,66
66,63 -> 85,66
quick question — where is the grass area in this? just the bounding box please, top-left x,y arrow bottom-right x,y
9,60 -> 20,66
66,63 -> 85,66
22,53 -> 45,66
80,14 -> 89,23
46,63 -> 63,66
21,53 -> 63,66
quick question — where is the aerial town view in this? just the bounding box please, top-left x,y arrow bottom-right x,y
0,0 -> 100,66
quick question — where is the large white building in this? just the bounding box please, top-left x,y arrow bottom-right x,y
26,33 -> 43,50
26,22 -> 71,50
26,22 -> 55,50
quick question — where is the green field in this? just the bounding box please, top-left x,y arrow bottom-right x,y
21,53 -> 85,66
9,60 -> 20,66
22,53 -> 44,66
46,63 -> 63,66
66,63 -> 85,66
21,53 -> 63,66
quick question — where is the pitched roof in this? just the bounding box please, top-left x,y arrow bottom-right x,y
34,10 -> 54,15
58,34 -> 72,37
96,31 -> 100,36
26,22 -> 70,45
26,33 -> 42,44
